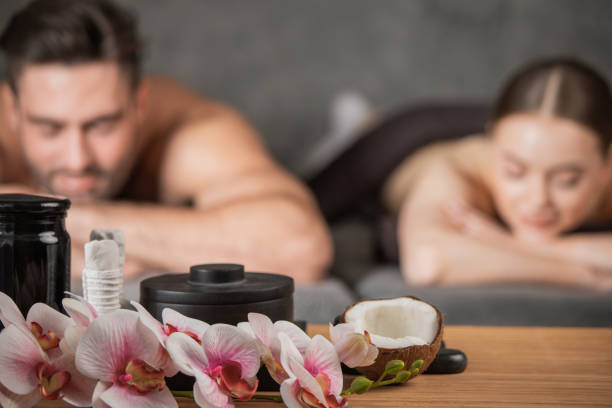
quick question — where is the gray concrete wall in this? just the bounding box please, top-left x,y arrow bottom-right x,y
2,0 -> 611,173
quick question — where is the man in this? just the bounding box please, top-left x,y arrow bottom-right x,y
0,0 -> 332,282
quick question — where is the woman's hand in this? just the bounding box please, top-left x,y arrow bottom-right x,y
444,200 -> 510,242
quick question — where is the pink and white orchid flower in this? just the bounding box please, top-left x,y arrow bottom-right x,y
238,313 -> 311,384
0,324 -> 96,407
329,323 -> 378,368
166,324 -> 260,408
0,292 -> 71,359
63,292 -> 98,328
0,382 -> 42,408
279,332 -> 347,408
75,309 -> 177,408
61,293 -> 99,354
131,301 -> 210,377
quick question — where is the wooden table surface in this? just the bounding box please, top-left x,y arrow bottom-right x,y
37,325 -> 612,408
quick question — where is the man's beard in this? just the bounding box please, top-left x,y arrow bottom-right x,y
27,163 -> 113,203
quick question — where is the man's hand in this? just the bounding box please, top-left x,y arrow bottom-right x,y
0,183 -> 42,195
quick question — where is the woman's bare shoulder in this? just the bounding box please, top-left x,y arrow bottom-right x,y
382,135 -> 493,213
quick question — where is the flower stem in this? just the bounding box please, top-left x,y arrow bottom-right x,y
171,390 -> 282,403
251,395 -> 283,402
372,378 -> 397,388
171,390 -> 194,399
376,370 -> 388,384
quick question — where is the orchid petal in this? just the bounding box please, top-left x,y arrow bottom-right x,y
166,332 -> 209,376
0,291 -> 27,330
91,382 -> 111,408
279,332 -> 304,378
285,356 -> 328,408
62,298 -> 94,328
62,325 -> 86,355
335,334 -> 378,368
305,335 -> 343,396
236,322 -> 255,339
64,292 -> 98,321
363,342 -> 379,367
274,320 -> 311,357
260,346 -> 289,384
0,383 -> 40,408
329,323 -> 355,344
280,378 -> 304,408
220,361 -> 258,401
76,310 -> 159,382
26,303 -> 71,337
100,383 -> 178,408
131,301 -> 166,345
238,321 -> 272,368
331,324 -> 378,368
0,325 -> 47,394
54,353 -> 97,407
247,313 -> 275,348
193,370 -> 230,408
279,332 -> 332,406
162,308 -> 209,341
145,343 -> 179,378
203,324 -> 260,379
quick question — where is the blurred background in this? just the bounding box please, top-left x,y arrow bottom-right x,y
2,0 -> 612,176
2,0 -> 612,325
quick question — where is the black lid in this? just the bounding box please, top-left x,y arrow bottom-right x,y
140,263 -> 294,305
0,194 -> 71,214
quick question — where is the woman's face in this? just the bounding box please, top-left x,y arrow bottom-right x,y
491,113 -> 612,242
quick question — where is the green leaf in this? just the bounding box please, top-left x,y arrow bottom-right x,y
384,360 -> 405,375
350,376 -> 373,394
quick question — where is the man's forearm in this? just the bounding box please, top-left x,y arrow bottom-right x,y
67,197 -> 332,283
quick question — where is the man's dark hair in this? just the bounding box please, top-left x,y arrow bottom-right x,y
492,57 -> 612,153
0,0 -> 142,93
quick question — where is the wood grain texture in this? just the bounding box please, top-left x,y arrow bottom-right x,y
36,325 -> 612,408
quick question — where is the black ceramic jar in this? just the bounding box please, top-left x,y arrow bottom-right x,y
139,263 -> 294,325
0,194 -> 71,321
140,263 -> 294,391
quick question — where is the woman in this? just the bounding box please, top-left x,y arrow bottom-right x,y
383,58 -> 612,289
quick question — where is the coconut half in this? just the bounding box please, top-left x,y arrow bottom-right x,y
341,296 -> 444,380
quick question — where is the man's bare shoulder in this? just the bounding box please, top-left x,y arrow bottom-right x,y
139,75 -> 226,136
0,83 -> 30,184
155,98 -> 312,210
383,135 -> 493,212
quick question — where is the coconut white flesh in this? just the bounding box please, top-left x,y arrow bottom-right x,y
344,298 -> 439,349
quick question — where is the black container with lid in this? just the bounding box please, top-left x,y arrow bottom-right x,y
140,263 -> 294,325
140,263 -> 294,391
0,194 -> 71,322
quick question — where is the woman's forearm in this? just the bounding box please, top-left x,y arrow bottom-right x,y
539,234 -> 612,273
399,224 -> 601,289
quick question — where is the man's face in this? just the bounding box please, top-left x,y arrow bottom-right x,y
9,62 -> 143,202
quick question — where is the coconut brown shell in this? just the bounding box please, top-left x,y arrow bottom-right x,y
341,296 -> 444,380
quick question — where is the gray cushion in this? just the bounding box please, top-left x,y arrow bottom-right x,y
294,278 -> 357,324
356,267 -> 612,327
